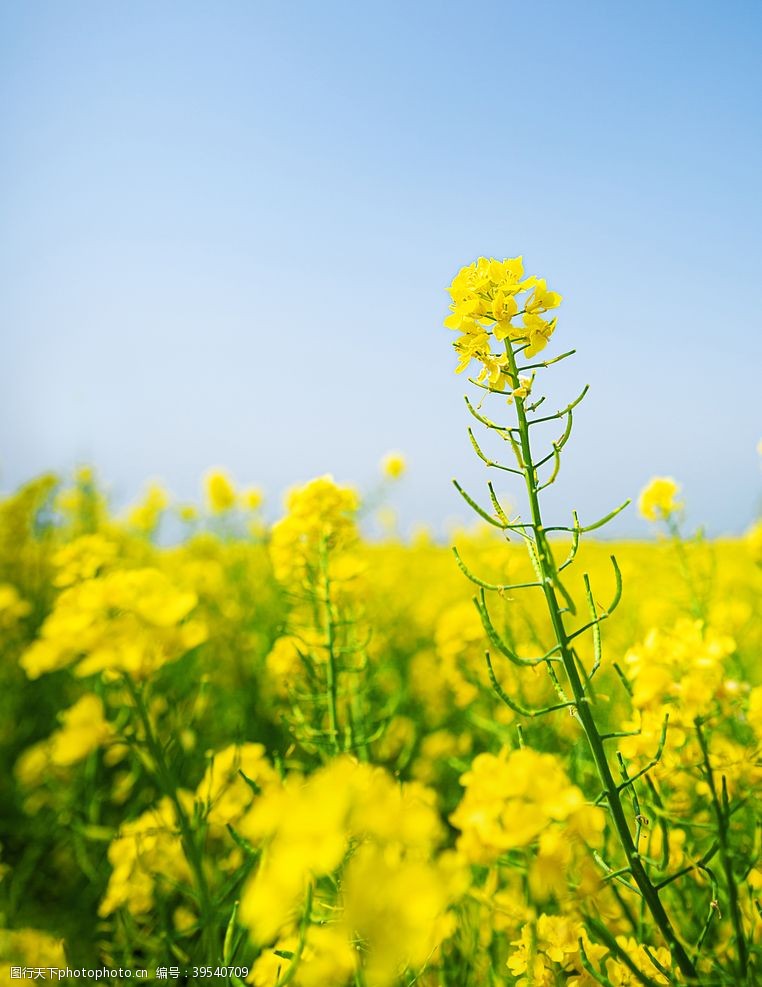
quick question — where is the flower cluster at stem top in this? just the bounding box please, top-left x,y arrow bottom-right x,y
444,256 -> 562,387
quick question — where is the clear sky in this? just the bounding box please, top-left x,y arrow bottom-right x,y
1,1 -> 760,537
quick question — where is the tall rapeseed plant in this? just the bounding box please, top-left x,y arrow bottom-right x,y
444,255 -> 703,982
267,475 -> 384,758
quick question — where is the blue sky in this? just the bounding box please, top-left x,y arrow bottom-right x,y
1,1 -> 760,536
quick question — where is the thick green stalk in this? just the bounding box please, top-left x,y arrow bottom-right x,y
501,341 -> 698,982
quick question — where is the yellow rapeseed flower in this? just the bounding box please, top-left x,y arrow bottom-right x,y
638,476 -> 681,521
746,518 -> 762,563
205,469 -> 237,513
0,583 -> 31,627
127,482 -> 170,532
269,475 -> 359,584
195,743 -> 278,832
99,796 -> 192,917
241,486 -> 264,511
20,568 -> 205,680
0,929 -> 67,978
444,256 -> 561,380
48,694 -> 114,767
450,747 -> 604,863
381,451 -> 406,479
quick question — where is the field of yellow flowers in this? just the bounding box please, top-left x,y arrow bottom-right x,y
1,258 -> 760,985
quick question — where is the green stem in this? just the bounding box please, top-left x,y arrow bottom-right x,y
319,540 -> 341,753
695,719 -> 748,980
125,676 -> 218,962
666,517 -> 706,622
500,341 -> 698,983
275,883 -> 313,986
